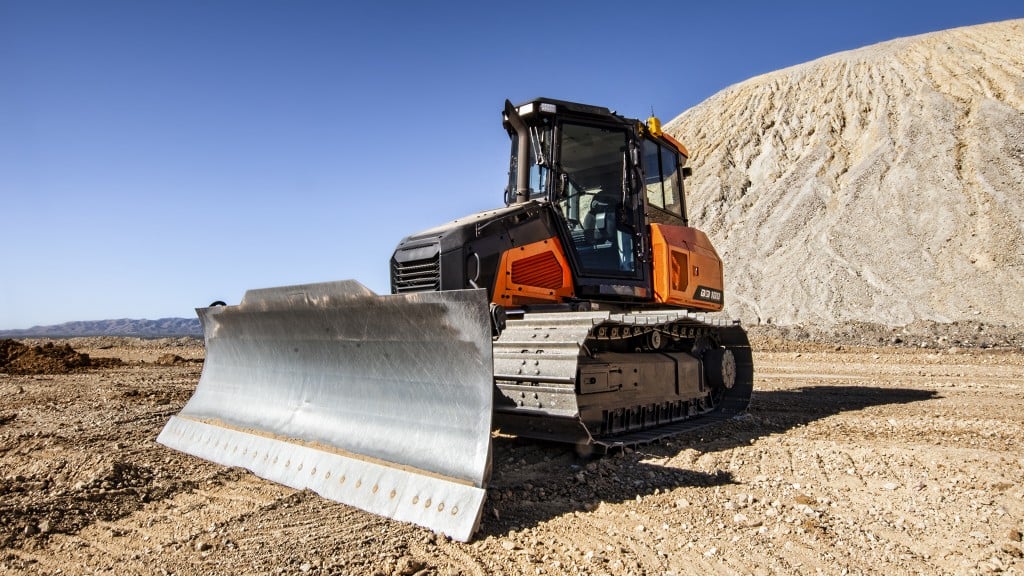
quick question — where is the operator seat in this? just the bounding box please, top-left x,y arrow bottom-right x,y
579,193 -> 623,273
583,194 -> 617,244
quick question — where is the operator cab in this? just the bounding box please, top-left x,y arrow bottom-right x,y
503,97 -> 691,301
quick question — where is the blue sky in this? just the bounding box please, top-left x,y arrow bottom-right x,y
1,1 -> 1021,329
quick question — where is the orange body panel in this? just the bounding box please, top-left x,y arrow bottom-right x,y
649,223 -> 725,311
659,132 -> 689,159
493,237 -> 575,306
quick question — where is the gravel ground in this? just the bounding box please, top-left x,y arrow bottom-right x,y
1,334 -> 1022,575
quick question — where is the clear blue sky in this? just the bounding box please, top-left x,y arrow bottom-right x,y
1,1 -> 1020,329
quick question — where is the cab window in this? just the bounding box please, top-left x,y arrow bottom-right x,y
642,139 -> 684,222
507,127 -> 553,202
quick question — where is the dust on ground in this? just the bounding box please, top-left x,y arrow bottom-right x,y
1,331 -> 1022,575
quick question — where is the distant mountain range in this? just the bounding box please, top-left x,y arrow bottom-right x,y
0,318 -> 202,338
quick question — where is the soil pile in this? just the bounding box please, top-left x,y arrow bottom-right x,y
0,339 -> 121,374
666,19 -> 1024,328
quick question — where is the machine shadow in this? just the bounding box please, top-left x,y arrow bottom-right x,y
477,385 -> 937,538
737,384 -> 936,436
671,385 -> 942,453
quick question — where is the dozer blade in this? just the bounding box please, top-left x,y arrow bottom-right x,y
157,281 -> 494,541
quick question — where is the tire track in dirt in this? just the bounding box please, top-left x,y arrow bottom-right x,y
6,471 -> 283,573
570,509 -> 668,574
409,538 -> 491,576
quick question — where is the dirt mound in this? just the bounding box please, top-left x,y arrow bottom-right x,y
0,339 -> 121,375
666,19 -> 1024,328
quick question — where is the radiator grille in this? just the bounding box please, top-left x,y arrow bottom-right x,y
391,253 -> 440,293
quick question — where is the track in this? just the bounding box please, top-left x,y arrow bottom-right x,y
492,310 -> 753,447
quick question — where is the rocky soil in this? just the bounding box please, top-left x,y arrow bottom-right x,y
746,320 -> 1024,352
666,19 -> 1024,328
1,334 -> 1022,575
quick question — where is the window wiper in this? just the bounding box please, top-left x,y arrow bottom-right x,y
530,126 -> 548,167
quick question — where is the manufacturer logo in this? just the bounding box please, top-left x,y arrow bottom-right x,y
694,285 -> 723,304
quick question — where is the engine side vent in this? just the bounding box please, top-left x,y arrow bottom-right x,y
510,250 -> 563,289
391,252 -> 441,293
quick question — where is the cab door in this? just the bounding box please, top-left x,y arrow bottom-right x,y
553,121 -> 649,299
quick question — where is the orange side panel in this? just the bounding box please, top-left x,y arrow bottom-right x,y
511,250 -> 564,289
650,223 -> 725,311
493,237 -> 574,307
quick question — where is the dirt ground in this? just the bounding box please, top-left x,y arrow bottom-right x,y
1,334 -> 1023,575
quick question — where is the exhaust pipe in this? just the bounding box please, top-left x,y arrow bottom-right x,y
504,99 -> 531,204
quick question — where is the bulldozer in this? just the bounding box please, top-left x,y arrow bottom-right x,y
158,97 -> 753,542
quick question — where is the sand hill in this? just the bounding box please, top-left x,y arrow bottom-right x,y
666,19 -> 1024,328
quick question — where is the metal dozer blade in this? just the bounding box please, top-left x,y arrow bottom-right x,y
157,280 -> 494,541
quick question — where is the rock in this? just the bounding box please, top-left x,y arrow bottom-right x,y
394,556 -> 426,576
1001,543 -> 1023,558
794,494 -> 816,505
156,353 -> 185,366
970,531 -> 991,544
977,561 -> 997,574
194,540 -> 212,552
1009,528 -> 1023,542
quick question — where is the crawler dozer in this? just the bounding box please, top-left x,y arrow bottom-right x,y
159,97 -> 753,541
